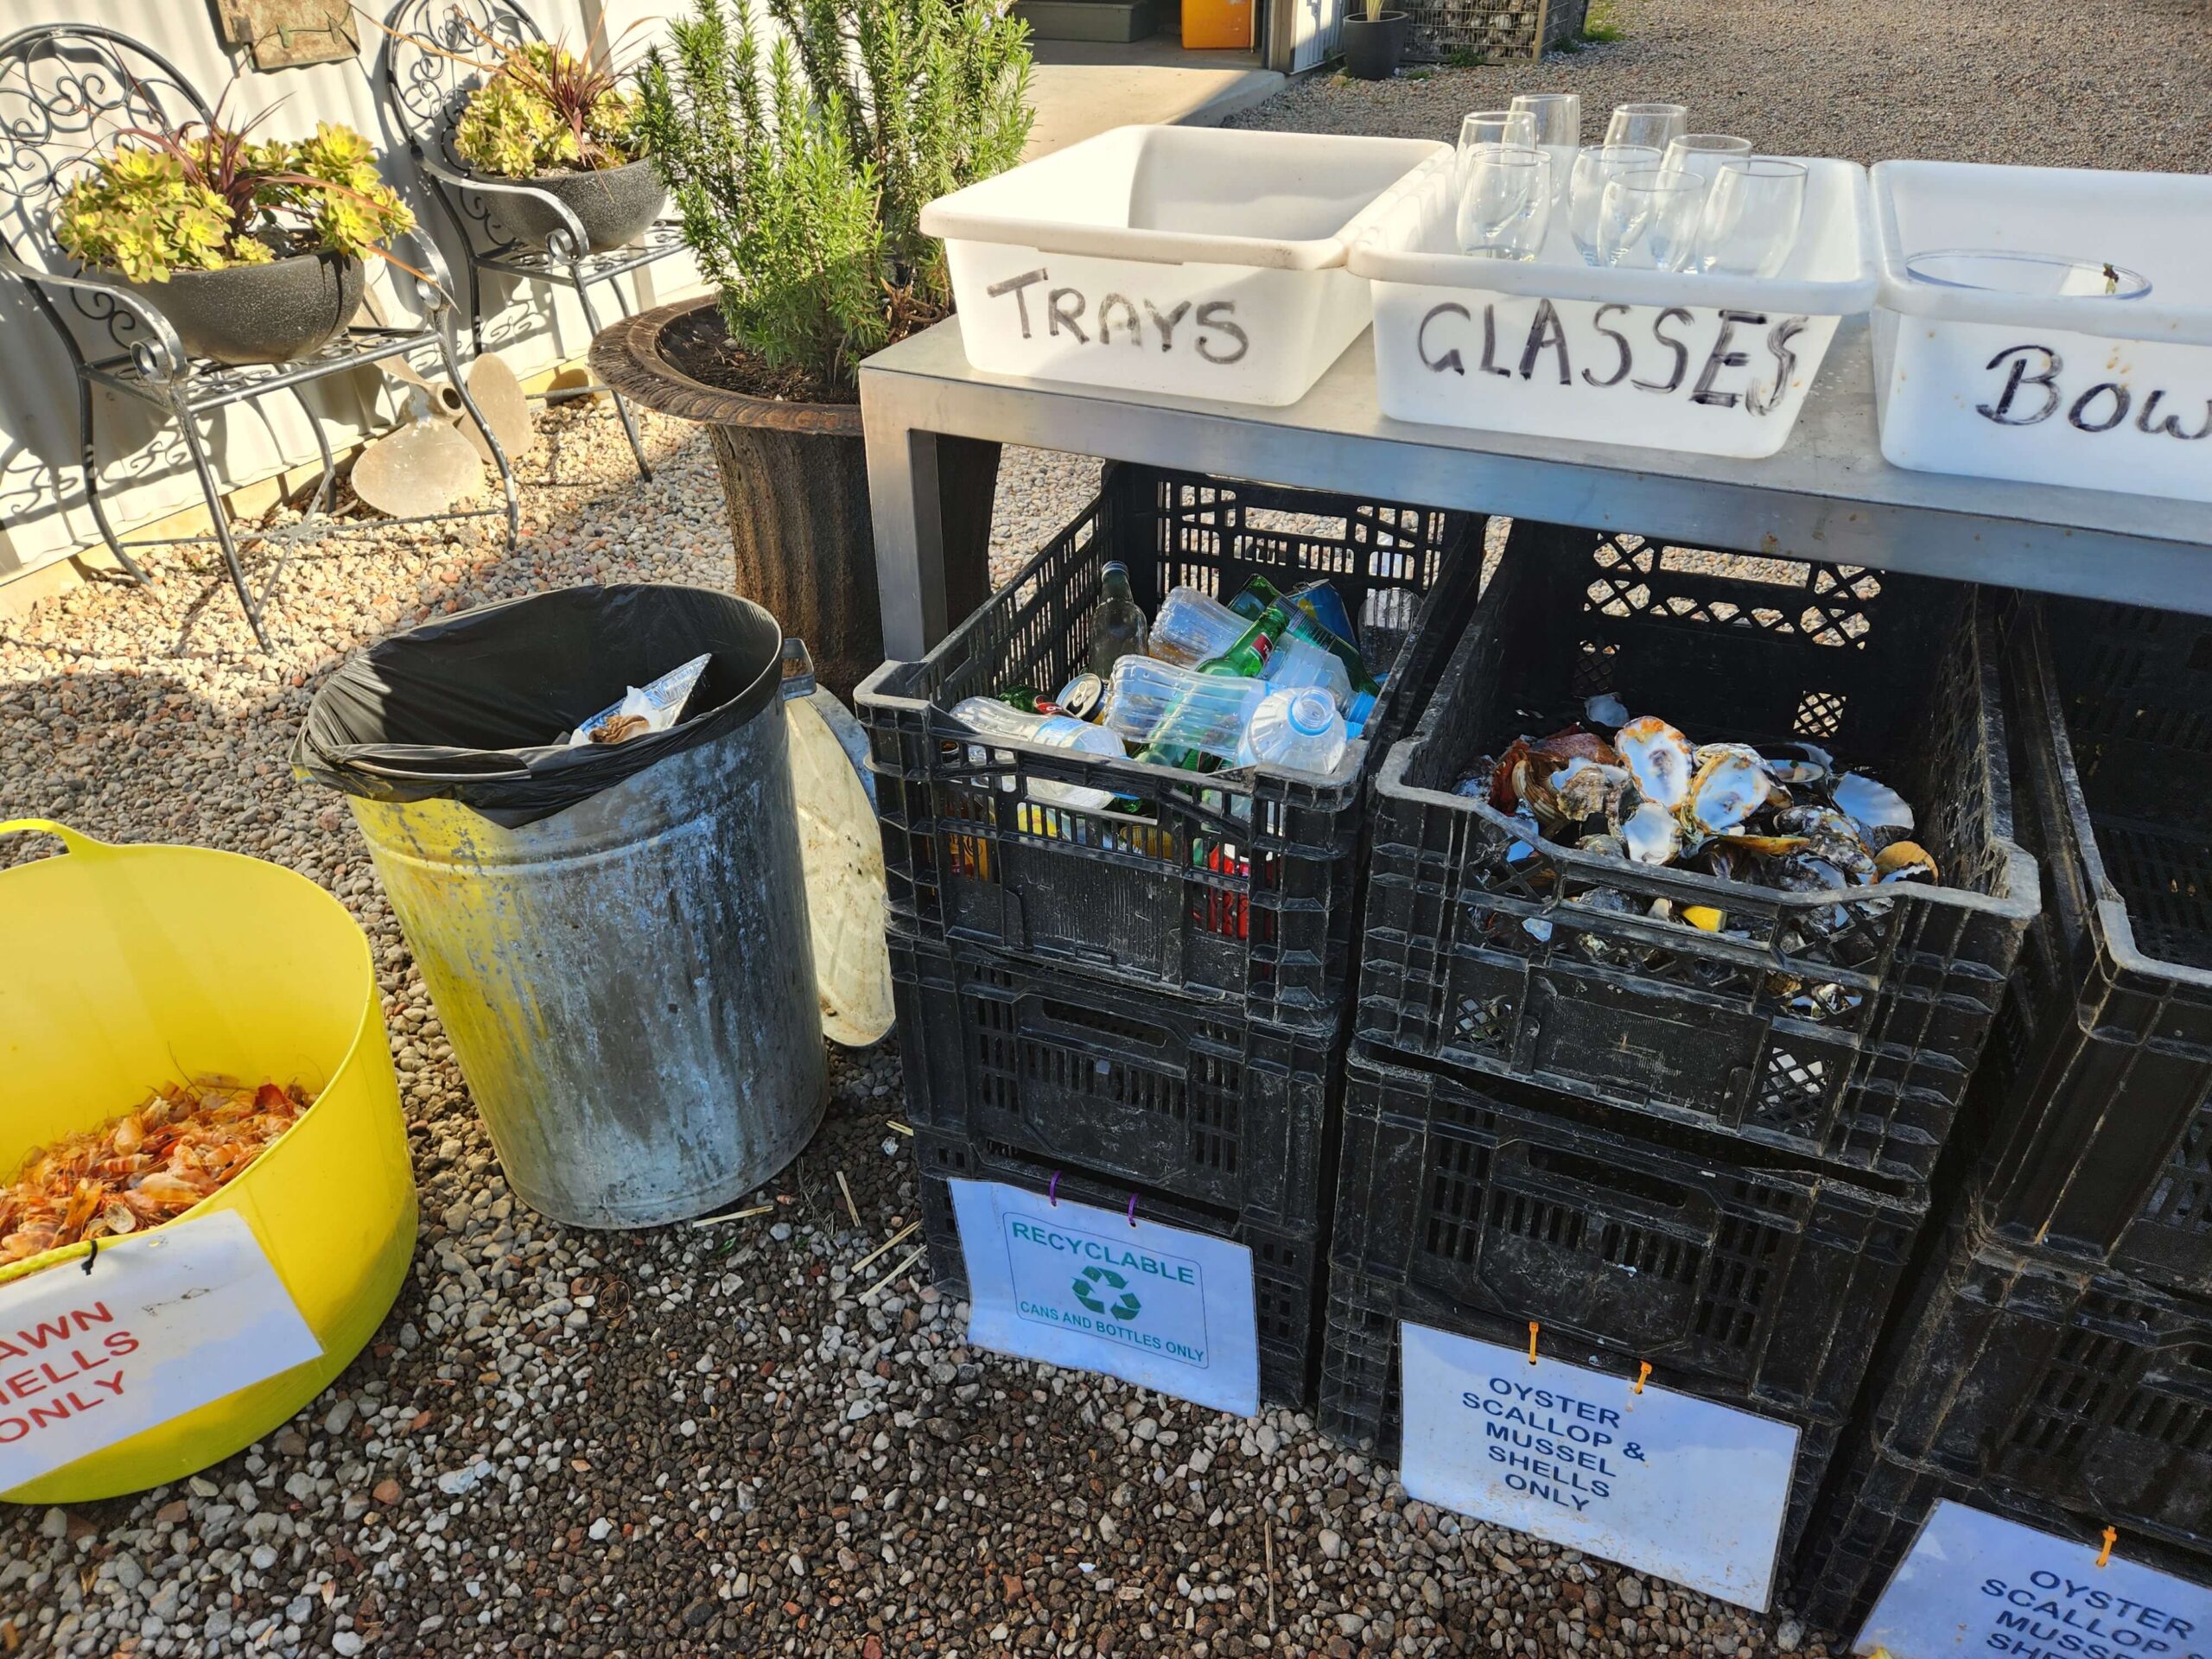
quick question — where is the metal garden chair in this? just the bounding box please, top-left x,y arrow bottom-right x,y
0,22 -> 519,652
380,0 -> 684,481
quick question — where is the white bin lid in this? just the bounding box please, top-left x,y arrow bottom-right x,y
786,692 -> 893,1048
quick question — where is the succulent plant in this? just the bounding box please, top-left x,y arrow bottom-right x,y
451,38 -> 645,178
55,116 -> 415,284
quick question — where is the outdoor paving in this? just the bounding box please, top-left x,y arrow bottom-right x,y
4,0 -> 2212,1652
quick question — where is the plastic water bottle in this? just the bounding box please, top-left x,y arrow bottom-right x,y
1084,561 -> 1150,677
950,696 -> 1128,810
1237,688 -> 1347,774
1103,658 -> 1268,767
1148,587 -> 1249,668
1262,632 -> 1353,712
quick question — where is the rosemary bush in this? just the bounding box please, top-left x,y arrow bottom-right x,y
637,0 -> 1033,400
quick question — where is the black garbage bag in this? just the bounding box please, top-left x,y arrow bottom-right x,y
294,584 -> 785,828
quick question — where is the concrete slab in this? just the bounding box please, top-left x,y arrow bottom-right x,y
1024,35 -> 1284,157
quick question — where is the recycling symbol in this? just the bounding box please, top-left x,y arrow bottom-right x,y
1073,1265 -> 1141,1322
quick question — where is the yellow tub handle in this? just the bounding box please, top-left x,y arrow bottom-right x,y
0,817 -> 111,859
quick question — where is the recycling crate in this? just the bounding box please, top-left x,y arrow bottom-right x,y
1965,597 -> 2212,1299
1789,1437 -> 2212,1641
892,934 -> 1336,1233
1357,522 -> 2038,1185
1316,1262 -> 1841,1567
858,463 -> 1487,1037
911,1128 -> 1320,1408
1322,1041 -> 1924,1429
1859,1217 -> 2212,1558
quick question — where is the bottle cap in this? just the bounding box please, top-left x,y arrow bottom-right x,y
1288,690 -> 1336,736
1101,560 -> 1130,577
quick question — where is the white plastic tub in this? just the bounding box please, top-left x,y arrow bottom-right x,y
1871,161 -> 2212,504
923,125 -> 1446,406
1348,152 -> 1877,459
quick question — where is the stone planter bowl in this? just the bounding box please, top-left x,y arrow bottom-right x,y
115,251 -> 364,366
480,156 -> 666,255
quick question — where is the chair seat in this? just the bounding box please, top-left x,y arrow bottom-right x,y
473,219 -> 687,288
84,324 -> 445,414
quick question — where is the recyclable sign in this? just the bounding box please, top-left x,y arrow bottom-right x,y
1398,1322 -> 1799,1611
0,1211 -> 321,1490
1855,1500 -> 2212,1659
949,1179 -> 1260,1416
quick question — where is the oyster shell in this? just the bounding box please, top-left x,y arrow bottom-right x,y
1617,716 -> 1694,810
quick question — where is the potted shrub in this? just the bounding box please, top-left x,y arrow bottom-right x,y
1340,0 -> 1410,79
589,0 -> 1032,702
446,34 -> 664,254
54,118 -> 416,366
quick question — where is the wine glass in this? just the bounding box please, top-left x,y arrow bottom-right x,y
1662,133 -> 1753,189
1596,168 -> 1706,271
1510,92 -> 1582,201
1694,158 -> 1808,277
1567,143 -> 1660,265
1456,109 -> 1538,193
1605,101 -> 1688,151
1456,145 -> 1553,262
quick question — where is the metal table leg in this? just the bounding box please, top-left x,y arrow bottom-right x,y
861,374 -> 953,660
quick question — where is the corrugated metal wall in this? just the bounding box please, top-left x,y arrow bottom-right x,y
0,0 -> 704,586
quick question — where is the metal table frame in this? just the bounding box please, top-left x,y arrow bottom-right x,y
860,314 -> 2212,660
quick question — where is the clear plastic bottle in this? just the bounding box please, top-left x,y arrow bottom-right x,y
1147,586 -> 1249,668
950,696 -> 1128,810
1262,633 -> 1353,712
1084,562 -> 1150,677
1236,688 -> 1348,774
1102,658 -> 1268,767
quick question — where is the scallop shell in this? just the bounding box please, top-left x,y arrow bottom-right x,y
1834,772 -> 1914,837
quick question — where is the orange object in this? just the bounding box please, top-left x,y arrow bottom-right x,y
1181,0 -> 1254,50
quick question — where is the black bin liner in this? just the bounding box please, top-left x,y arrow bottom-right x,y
294,584 -> 784,828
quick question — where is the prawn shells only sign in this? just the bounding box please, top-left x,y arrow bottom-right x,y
0,1211 -> 321,1488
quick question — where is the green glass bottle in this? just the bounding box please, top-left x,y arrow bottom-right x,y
996,685 -> 1048,715
1227,575 -> 1283,621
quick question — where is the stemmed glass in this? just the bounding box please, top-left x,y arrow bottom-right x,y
1456,109 -> 1538,193
1567,143 -> 1660,265
1509,92 -> 1581,201
1596,168 -> 1706,271
1456,145 -> 1553,262
1694,158 -> 1808,277
1605,102 -> 1688,151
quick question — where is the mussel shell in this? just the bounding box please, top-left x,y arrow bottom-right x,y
1875,839 -> 1940,884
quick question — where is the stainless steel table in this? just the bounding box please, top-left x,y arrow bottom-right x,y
860,314 -> 2212,658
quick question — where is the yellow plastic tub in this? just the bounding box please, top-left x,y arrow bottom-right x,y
0,820 -> 416,1503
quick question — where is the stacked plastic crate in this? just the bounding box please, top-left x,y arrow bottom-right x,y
1319,520 -> 2039,1567
1792,596 -> 2212,1631
856,464 -> 1488,1406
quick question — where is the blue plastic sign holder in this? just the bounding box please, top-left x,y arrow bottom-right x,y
1398,1321 -> 1798,1611
1856,1501 -> 2212,1659
948,1179 -> 1261,1416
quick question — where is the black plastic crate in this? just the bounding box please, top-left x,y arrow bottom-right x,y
911,1128 -> 1319,1408
891,933 -> 1336,1232
1789,1438 -> 2212,1642
858,465 -> 1487,1035
1863,1220 -> 2212,1556
1327,1042 -> 1924,1426
1316,1264 -> 1840,1568
1966,599 -> 2212,1297
1358,522 -> 2038,1185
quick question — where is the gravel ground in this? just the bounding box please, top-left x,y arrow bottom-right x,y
1229,0 -> 2212,170
0,405 -> 1823,1659
9,2 -> 2210,1648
